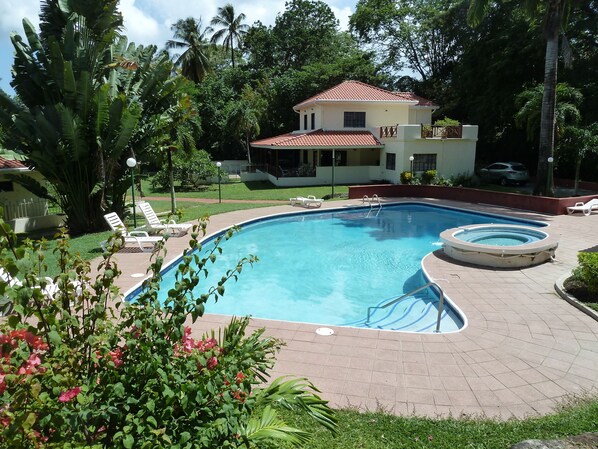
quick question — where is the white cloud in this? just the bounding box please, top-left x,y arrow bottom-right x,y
0,0 -> 40,34
119,0 -> 162,46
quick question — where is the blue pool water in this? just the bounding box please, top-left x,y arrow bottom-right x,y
455,226 -> 546,246
128,203 -> 543,332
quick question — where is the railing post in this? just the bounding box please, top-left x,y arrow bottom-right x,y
434,288 -> 445,333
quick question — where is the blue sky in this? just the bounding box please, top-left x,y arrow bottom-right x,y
0,0 -> 355,94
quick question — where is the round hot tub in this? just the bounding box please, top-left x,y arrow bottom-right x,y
439,224 -> 559,268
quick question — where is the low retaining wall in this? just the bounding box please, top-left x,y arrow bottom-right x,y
348,184 -> 598,215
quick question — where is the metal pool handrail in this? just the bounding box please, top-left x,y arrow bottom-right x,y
366,282 -> 446,333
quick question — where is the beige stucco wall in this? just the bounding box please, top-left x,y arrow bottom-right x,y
296,103 -> 437,132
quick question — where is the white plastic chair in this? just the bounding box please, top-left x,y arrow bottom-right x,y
567,198 -> 598,216
136,202 -> 192,236
101,212 -> 163,252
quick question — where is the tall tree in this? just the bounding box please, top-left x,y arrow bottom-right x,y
351,0 -> 471,82
210,4 -> 249,68
468,0 -> 581,196
167,17 -> 214,83
225,85 -> 267,163
0,0 -> 188,234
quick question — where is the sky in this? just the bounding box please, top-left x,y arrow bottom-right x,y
0,0 -> 355,94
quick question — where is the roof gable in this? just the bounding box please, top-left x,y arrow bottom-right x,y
294,80 -> 436,109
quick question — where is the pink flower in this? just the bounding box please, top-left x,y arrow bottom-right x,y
0,374 -> 6,395
17,354 -> 42,375
58,386 -> 82,403
235,372 -> 246,384
109,348 -> 124,368
207,356 -> 218,370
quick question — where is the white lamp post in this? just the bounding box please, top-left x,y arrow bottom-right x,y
126,157 -> 137,227
409,155 -> 414,180
546,156 -> 554,196
216,162 -> 222,204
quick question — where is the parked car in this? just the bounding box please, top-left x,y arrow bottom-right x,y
479,162 -> 529,186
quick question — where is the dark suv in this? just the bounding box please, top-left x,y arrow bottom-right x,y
479,162 -> 529,186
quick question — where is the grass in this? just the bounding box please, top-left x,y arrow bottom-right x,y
280,396 -> 598,449
141,178 -> 349,201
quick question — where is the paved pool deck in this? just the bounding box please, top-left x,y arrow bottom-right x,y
108,198 -> 598,420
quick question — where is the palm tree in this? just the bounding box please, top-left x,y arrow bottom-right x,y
467,0 -> 580,196
167,17 -> 213,83
210,4 -> 249,68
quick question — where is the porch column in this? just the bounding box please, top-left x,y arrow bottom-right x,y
331,148 -> 335,197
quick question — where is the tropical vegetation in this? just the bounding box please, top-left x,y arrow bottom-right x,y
0,217 -> 336,447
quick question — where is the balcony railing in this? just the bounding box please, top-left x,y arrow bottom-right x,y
379,125 -> 397,138
421,124 -> 463,139
1,198 -> 62,221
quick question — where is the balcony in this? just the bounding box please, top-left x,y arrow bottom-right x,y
379,124 -> 476,140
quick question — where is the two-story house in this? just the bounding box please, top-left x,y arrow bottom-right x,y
249,80 -> 478,186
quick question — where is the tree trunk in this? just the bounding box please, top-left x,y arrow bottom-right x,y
574,155 -> 581,195
533,2 -> 563,197
168,149 -> 176,214
231,45 -> 235,68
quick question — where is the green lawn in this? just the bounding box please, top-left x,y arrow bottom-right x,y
141,178 -> 349,201
282,396 -> 598,449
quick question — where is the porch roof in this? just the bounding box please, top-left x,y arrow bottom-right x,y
0,157 -> 28,172
251,129 -> 384,149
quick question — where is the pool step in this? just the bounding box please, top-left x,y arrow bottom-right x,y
349,291 -> 462,333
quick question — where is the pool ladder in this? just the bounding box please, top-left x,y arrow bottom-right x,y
362,194 -> 382,216
365,281 -> 446,333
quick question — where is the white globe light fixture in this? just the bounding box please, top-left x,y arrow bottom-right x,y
409,155 -> 415,178
546,157 -> 554,196
126,157 -> 138,226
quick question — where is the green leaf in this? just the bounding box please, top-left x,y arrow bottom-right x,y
48,330 -> 62,346
123,434 -> 134,449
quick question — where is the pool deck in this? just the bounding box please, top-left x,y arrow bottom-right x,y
108,198 -> 598,419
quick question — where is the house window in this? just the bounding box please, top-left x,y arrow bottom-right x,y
343,111 -> 366,128
303,114 -> 308,130
386,153 -> 396,171
311,113 -> 315,130
413,154 -> 437,172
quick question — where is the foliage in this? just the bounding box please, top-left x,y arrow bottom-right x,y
350,0 -> 472,82
399,171 -> 413,184
210,4 -> 249,68
167,17 -> 215,83
450,172 -> 479,187
558,123 -> 598,192
515,83 -> 582,142
150,149 -> 219,191
420,170 -> 437,184
434,117 -> 460,126
0,0 -> 189,234
0,217 -> 336,447
573,252 -> 598,294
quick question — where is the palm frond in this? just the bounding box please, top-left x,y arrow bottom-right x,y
240,406 -> 310,447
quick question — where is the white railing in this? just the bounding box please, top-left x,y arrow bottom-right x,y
1,198 -> 50,220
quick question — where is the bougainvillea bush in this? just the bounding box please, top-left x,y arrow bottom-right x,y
0,219 -> 336,448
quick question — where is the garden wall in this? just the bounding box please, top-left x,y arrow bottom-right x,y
348,184 -> 598,215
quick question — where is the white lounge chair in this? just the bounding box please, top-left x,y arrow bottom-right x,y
0,268 -> 82,315
567,198 -> 598,216
101,212 -> 164,252
289,195 -> 324,208
137,202 -> 193,236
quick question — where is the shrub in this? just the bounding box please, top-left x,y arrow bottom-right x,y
574,252 -> 598,294
451,172 -> 479,188
150,149 -> 220,191
400,171 -> 413,184
421,170 -> 437,184
434,117 -> 461,126
0,219 -> 336,448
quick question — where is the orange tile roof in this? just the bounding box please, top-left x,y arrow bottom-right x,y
251,130 -> 383,149
0,157 -> 27,170
294,80 -> 436,109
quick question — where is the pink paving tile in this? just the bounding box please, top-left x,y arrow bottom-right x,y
106,198 -> 598,420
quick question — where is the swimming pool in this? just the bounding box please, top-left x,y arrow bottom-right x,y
127,203 -> 544,332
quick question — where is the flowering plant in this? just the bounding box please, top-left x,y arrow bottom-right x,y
0,217 -> 336,448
